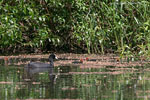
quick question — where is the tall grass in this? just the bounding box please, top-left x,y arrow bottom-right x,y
73,1 -> 150,57
0,0 -> 150,57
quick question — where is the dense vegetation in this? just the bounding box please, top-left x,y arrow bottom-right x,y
0,0 -> 150,57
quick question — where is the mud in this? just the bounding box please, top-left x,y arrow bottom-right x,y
0,53 -> 148,68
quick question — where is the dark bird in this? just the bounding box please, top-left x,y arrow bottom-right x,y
24,54 -> 57,80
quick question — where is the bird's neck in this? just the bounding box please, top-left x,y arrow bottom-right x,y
49,59 -> 54,67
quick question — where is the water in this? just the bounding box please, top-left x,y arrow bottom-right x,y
0,63 -> 149,100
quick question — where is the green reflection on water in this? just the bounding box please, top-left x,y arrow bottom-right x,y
0,65 -> 149,100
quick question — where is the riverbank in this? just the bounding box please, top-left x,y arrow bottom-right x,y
0,53 -> 148,67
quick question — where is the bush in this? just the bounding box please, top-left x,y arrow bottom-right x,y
0,0 -> 150,57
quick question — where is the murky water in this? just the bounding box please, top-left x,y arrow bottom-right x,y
0,61 -> 150,100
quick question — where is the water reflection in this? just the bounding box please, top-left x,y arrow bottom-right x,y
0,64 -> 150,100
23,66 -> 55,83
23,65 -> 78,99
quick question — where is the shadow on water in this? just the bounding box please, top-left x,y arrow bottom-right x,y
1,59 -> 150,99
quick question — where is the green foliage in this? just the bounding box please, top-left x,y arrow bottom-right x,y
0,0 -> 150,57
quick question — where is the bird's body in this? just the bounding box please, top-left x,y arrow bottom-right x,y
25,62 -> 52,68
25,54 -> 57,68
24,54 -> 57,75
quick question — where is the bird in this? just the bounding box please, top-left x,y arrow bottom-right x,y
24,54 -> 57,75
25,53 -> 57,68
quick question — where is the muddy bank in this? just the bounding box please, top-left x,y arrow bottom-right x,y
0,53 -> 148,67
